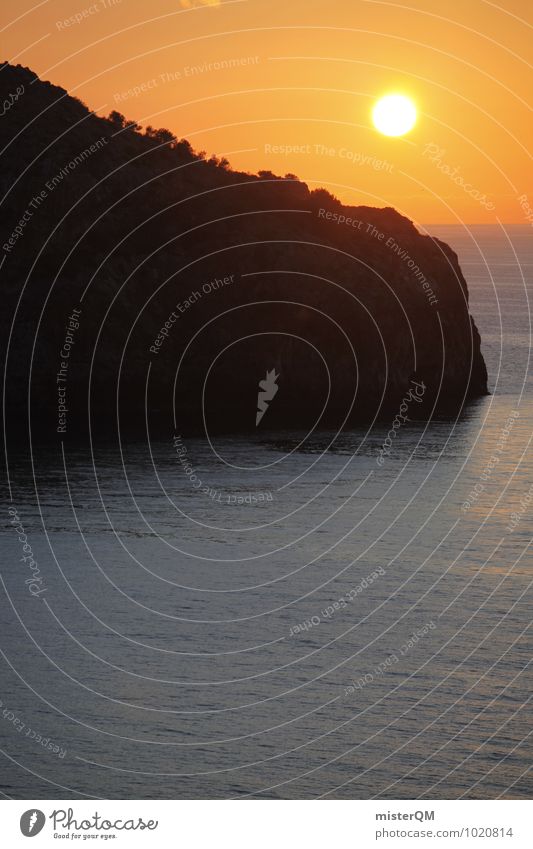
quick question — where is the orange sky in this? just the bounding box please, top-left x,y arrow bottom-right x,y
2,0 -> 532,224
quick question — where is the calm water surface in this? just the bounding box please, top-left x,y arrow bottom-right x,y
1,225 -> 532,799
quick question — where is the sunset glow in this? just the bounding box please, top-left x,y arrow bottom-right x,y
2,0 -> 531,223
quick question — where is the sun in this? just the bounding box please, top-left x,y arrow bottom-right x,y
372,94 -> 417,137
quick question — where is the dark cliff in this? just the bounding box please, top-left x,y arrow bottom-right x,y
0,62 -> 487,441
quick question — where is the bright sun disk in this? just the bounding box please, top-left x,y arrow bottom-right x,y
372,94 -> 417,137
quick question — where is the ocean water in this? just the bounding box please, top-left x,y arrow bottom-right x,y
1,225 -> 531,800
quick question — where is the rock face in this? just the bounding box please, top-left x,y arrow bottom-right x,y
0,62 -> 487,441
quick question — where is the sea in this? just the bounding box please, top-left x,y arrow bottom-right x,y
1,225 -> 531,799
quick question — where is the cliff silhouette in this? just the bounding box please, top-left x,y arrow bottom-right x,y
0,62 -> 487,440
